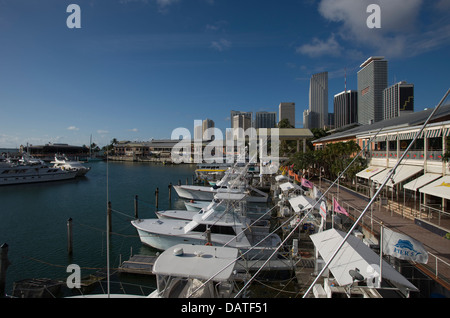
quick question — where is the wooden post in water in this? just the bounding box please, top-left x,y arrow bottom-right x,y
107,201 -> 112,234
178,180 -> 181,186
67,218 -> 73,256
134,195 -> 139,219
186,178 -> 189,185
155,188 -> 159,210
0,243 -> 11,298
168,183 -> 172,204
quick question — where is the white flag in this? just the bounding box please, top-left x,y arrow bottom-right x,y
382,227 -> 428,264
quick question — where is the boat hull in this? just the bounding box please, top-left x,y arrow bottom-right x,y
174,185 -> 268,203
0,168 -> 77,186
135,228 -> 209,251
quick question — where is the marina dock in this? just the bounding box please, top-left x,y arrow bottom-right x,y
118,255 -> 158,275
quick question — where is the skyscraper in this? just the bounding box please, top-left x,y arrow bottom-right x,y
230,111 -> 252,129
278,102 -> 295,127
255,111 -> 277,129
383,81 -> 414,120
303,109 -> 311,129
357,56 -> 388,125
233,114 -> 252,139
308,72 -> 328,129
334,90 -> 358,129
202,118 -> 215,140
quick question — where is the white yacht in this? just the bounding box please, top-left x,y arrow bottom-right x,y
174,178 -> 269,203
184,199 -> 210,211
51,155 -> 91,177
174,168 -> 268,203
131,193 -> 281,260
0,156 -> 77,185
157,192 -> 247,221
149,244 -> 241,298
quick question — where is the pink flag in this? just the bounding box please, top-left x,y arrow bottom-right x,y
301,177 -> 313,189
333,198 -> 349,216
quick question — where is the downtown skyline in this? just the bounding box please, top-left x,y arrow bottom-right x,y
0,0 -> 449,148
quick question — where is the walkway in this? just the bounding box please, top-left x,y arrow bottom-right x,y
318,178 -> 450,291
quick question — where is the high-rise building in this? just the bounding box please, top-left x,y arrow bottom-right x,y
357,56 -> 388,125
303,109 -> 311,129
233,114 -> 252,139
278,102 -> 295,127
328,113 -> 335,129
308,72 -> 328,129
230,111 -> 252,129
255,111 -> 277,129
383,81 -> 414,120
334,90 -> 358,129
202,118 -> 215,140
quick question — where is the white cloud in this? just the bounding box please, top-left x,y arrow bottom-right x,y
156,0 -> 179,7
298,0 -> 450,59
67,126 -> 79,131
210,38 -> 232,51
128,128 -> 139,132
97,130 -> 109,134
296,34 -> 341,57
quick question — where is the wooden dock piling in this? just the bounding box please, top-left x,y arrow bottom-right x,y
155,188 -> 159,210
0,243 -> 11,298
168,183 -> 172,203
134,195 -> 139,219
67,218 -> 73,255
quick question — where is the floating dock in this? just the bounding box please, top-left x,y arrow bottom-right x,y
118,255 -> 158,275
119,253 -> 296,280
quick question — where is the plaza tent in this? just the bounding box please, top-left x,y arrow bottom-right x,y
370,165 -> 424,188
403,173 -> 442,213
355,166 -> 386,196
310,229 -> 418,295
418,176 -> 450,222
404,173 -> 442,192
419,175 -> 450,201
356,166 -> 386,180
370,165 -> 424,206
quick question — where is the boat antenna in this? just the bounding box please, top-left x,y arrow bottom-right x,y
106,150 -> 110,297
302,88 -> 450,298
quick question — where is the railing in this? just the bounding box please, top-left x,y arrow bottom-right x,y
369,150 -> 443,161
420,203 -> 450,227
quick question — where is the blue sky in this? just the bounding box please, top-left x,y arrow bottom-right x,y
0,0 -> 449,148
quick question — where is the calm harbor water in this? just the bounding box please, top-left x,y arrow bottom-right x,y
0,160 -> 197,295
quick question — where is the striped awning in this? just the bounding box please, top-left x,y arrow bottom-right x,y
444,127 -> 450,137
399,131 -> 420,140
387,134 -> 397,141
374,135 -> 387,142
424,128 -> 442,138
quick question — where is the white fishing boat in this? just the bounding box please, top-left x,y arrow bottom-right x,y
0,155 -> 77,186
131,193 -> 281,259
51,155 -> 91,177
176,164 -> 268,202
148,244 -> 241,298
184,199 -> 210,211
174,183 -> 268,203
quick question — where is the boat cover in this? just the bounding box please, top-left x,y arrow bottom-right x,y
310,229 -> 418,292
